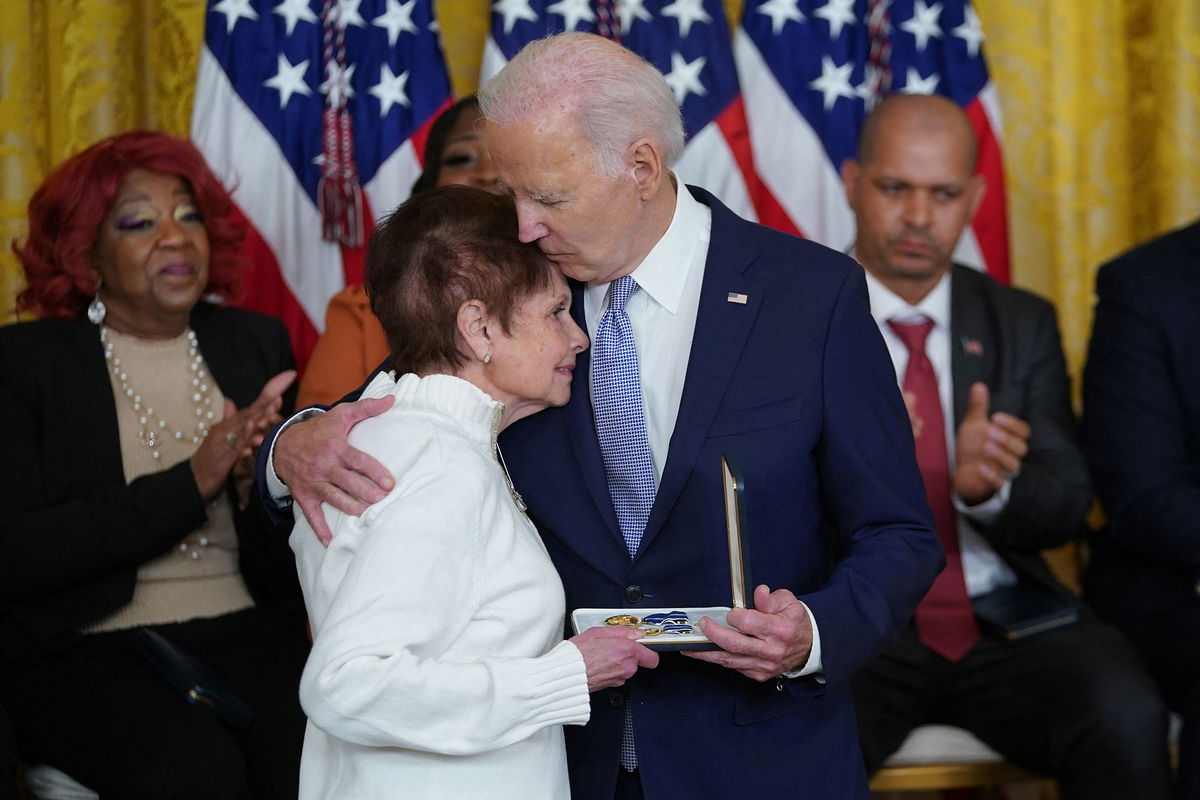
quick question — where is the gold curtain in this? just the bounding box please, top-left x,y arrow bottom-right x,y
2,0 -> 1198,387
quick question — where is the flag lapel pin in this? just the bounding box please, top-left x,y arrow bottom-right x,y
962,336 -> 984,356
727,292 -> 748,304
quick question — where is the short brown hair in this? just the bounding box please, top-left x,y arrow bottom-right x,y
365,186 -> 557,374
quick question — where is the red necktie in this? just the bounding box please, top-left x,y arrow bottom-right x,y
889,318 -> 981,662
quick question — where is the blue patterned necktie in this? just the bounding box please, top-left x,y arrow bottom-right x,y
593,274 -> 657,558
592,274 -> 656,771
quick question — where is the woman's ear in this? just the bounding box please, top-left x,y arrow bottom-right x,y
457,299 -> 493,363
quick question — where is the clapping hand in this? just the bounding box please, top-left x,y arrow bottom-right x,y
953,382 -> 1030,505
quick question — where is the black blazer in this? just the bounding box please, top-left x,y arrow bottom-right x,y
1083,220 -> 1200,620
0,303 -> 300,655
948,265 -> 1092,597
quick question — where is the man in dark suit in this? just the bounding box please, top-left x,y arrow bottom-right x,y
1083,218 -> 1200,798
264,33 -> 943,799
843,94 -> 1171,799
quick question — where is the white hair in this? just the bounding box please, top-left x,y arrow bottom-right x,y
478,32 -> 685,179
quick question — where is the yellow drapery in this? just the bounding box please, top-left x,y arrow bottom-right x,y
2,0 -> 1198,385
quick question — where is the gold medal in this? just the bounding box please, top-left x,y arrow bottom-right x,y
605,614 -> 640,627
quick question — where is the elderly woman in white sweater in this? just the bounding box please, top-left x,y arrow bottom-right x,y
290,186 -> 658,799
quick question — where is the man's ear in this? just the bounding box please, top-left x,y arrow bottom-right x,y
457,299 -> 492,362
840,158 -> 861,209
629,139 -> 665,200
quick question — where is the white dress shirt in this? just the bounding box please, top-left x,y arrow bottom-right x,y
584,179 -> 709,484
862,268 -> 1018,598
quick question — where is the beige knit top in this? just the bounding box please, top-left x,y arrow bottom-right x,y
83,326 -> 254,633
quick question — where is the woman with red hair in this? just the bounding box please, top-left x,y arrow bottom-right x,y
1,131 -> 309,798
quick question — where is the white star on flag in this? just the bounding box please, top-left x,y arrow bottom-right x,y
331,0 -> 368,29
617,0 -> 654,34
814,0 -> 855,39
212,0 -> 258,34
319,62 -> 357,108
369,64 -> 411,115
664,52 -> 707,104
373,0 -> 418,45
808,55 -> 854,111
900,0 -> 944,51
547,0 -> 595,31
272,0 -> 317,36
493,0 -> 538,34
263,53 -> 312,107
901,67 -> 939,94
661,0 -> 712,38
756,0 -> 803,36
952,6 -> 985,57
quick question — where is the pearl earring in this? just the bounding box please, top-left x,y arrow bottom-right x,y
483,351 -> 492,365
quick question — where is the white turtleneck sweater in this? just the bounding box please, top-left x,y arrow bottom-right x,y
291,371 -> 590,800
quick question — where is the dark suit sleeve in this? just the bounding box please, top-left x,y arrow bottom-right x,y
252,360 -> 388,527
984,298 -> 1091,550
0,348 -> 208,601
1084,262 -> 1200,566
800,267 -> 945,682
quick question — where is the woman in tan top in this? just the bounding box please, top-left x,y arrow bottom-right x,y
1,131 -> 309,799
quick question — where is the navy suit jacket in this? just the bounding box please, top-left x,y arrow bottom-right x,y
500,187 -> 941,799
1083,220 -> 1200,625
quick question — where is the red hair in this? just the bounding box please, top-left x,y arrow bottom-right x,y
13,130 -> 246,319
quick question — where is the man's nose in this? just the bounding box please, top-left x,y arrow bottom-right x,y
516,204 -> 548,243
902,191 -> 931,228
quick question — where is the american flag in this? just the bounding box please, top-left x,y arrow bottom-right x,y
191,0 -> 453,365
735,0 -> 1009,281
481,0 -> 796,233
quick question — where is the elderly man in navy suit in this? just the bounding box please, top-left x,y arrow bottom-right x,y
844,93 -> 1171,799
263,33 -> 942,799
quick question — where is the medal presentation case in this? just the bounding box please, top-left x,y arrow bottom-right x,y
570,456 -> 751,652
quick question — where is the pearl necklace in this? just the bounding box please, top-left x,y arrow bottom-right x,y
100,326 -> 219,461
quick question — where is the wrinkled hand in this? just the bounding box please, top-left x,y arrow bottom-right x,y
191,370 -> 296,501
954,382 -> 1030,505
275,396 -> 397,545
685,585 -> 812,682
570,626 -> 660,692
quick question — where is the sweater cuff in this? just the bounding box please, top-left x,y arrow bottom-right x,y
512,639 -> 591,729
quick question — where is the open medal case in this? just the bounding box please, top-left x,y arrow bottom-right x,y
570,456 -> 751,652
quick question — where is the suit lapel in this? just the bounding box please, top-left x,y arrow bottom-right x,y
949,266 -> 999,426
639,191 -> 763,555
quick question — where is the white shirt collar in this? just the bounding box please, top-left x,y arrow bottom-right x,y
862,267 -> 952,332
586,177 -> 707,313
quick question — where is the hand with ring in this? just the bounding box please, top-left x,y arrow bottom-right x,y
190,370 -> 296,502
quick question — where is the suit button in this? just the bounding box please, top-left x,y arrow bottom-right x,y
624,585 -> 644,603
608,692 -> 625,708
